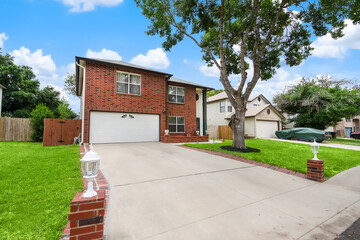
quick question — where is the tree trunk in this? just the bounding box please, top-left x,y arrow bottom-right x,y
230,107 -> 247,149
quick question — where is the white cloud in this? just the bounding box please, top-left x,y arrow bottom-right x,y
86,48 -> 122,61
0,32 -> 8,48
10,46 -> 79,112
253,70 -> 302,101
60,0 -> 123,12
199,62 -> 220,77
312,20 -> 360,59
130,48 -> 170,69
11,47 -> 57,82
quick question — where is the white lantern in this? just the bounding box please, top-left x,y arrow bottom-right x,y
196,130 -> 200,135
310,139 -> 320,160
81,145 -> 100,198
165,129 -> 169,135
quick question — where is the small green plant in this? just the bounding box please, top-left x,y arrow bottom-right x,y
30,104 -> 54,142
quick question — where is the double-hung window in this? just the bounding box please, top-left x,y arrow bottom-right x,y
220,101 -> 225,112
168,86 -> 185,103
227,101 -> 232,112
169,116 -> 185,133
116,72 -> 141,95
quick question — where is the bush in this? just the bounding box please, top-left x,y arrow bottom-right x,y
30,104 -> 54,142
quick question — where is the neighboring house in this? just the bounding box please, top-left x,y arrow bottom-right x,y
0,84 -> 5,116
207,92 -> 284,138
334,116 -> 360,137
75,57 -> 213,144
276,107 -> 359,137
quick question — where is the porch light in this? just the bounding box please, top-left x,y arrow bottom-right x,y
81,145 -> 100,198
165,129 -> 169,135
310,139 -> 320,160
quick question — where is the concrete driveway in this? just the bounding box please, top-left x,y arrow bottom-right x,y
94,142 -> 360,240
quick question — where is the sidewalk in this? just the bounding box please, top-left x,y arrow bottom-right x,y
266,138 -> 360,151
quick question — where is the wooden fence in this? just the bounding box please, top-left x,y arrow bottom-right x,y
219,125 -> 233,140
43,118 -> 82,146
0,117 -> 32,141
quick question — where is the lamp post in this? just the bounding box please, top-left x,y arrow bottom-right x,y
81,145 -> 100,198
310,139 -> 320,160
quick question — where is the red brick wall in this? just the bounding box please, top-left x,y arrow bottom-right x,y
83,61 -> 200,143
167,83 -> 197,135
69,190 -> 105,240
307,159 -> 324,182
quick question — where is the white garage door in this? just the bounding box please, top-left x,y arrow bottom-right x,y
90,112 -> 159,143
256,120 -> 279,138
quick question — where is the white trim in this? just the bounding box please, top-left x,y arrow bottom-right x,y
76,62 -> 86,145
116,71 -> 141,96
169,116 -> 185,133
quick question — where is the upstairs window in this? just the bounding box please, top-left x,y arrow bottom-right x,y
227,101 -> 232,112
169,116 -> 185,133
169,86 -> 185,103
220,101 -> 225,112
346,118 -> 352,122
116,72 -> 141,95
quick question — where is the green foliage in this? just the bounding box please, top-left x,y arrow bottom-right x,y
0,50 -> 39,117
184,139 -> 360,178
0,50 -> 77,118
57,101 -> 77,119
274,77 -> 360,130
207,89 -> 224,98
30,104 -> 54,142
135,0 -> 355,82
64,73 -> 77,97
0,142 -> 83,239
135,0 -> 358,148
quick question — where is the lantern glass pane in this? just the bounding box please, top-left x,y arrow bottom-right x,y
81,161 -> 98,177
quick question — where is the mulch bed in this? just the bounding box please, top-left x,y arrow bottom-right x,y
220,145 -> 260,153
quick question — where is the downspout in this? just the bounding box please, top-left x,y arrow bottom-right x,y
76,62 -> 86,145
202,88 -> 207,136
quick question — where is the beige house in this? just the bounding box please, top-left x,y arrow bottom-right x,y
207,92 -> 284,139
334,116 -> 360,137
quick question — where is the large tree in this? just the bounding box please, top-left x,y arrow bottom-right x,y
64,73 -> 77,97
0,50 -> 76,118
135,0 -> 359,149
274,76 -> 360,130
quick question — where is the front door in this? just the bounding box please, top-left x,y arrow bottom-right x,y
345,127 -> 352,137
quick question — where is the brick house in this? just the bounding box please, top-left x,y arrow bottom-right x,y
75,57 -> 212,144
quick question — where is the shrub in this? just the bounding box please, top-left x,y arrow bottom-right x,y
30,104 -> 54,142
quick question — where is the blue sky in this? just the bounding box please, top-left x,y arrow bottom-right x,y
1,0 -> 360,113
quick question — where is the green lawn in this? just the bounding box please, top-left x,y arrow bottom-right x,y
184,139 -> 360,178
0,142 -> 83,240
325,138 -> 360,147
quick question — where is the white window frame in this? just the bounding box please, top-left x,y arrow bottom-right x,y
227,101 -> 232,112
116,71 -> 141,95
169,116 -> 185,133
220,101 -> 225,113
168,86 -> 185,103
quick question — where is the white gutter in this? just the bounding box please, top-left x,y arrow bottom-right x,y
76,62 -> 86,145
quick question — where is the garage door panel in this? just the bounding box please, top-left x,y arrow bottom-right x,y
256,120 -> 278,138
90,112 -> 159,143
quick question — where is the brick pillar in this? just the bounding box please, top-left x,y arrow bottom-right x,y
69,190 -> 105,240
307,159 -> 324,182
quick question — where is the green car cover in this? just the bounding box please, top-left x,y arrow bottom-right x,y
275,127 -> 325,142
